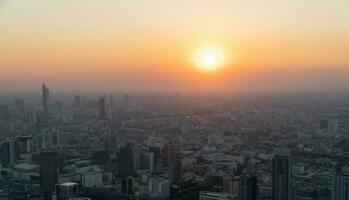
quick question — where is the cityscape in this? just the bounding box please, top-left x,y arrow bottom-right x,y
1,85 -> 349,199
1,0 -> 349,200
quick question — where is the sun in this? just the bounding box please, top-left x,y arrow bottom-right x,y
193,45 -> 226,72
202,53 -> 217,66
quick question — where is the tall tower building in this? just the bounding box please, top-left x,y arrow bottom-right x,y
122,176 -> 135,194
42,83 -> 50,116
272,149 -> 291,200
0,139 -> 20,166
40,151 -> 58,200
73,95 -> 81,107
117,143 -> 134,178
140,152 -> 155,173
162,143 -> 177,167
170,159 -> 182,185
149,146 -> 162,173
332,174 -> 349,200
98,97 -> 106,119
239,174 -> 258,200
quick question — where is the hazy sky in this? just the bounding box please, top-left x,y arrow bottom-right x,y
0,0 -> 348,94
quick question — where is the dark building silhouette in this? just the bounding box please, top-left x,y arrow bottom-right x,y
0,139 -> 20,166
162,143 -> 177,167
40,151 -> 58,200
99,97 -> 107,119
140,152 -> 155,173
272,151 -> 291,200
170,159 -> 182,185
239,174 -> 258,200
170,179 -> 199,200
58,152 -> 66,173
122,176 -> 135,195
118,143 -> 134,178
73,95 -> 81,107
42,83 -> 50,116
149,146 -> 161,173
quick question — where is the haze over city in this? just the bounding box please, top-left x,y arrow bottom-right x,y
0,0 -> 349,94
1,2 -> 349,200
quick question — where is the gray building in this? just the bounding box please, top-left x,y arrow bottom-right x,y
272,150 -> 291,200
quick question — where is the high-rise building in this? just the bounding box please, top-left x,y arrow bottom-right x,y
170,179 -> 199,200
40,151 -> 58,200
162,143 -> 177,167
117,143 -> 134,178
149,146 -> 162,173
0,139 -> 20,166
272,150 -> 291,200
332,174 -> 349,200
223,176 -> 239,195
73,95 -> 81,107
239,174 -> 258,200
170,159 -> 182,185
42,83 -> 50,116
141,152 -> 155,173
122,176 -> 135,195
98,97 -> 107,120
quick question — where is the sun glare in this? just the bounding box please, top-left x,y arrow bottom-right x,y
193,45 -> 226,72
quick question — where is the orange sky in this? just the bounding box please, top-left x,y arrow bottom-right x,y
0,0 -> 349,93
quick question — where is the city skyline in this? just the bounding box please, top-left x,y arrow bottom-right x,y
1,2 -> 349,199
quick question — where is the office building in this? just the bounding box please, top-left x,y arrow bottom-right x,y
162,143 -> 177,167
118,143 -> 134,178
98,97 -> 107,120
122,176 -> 135,195
149,146 -> 162,173
42,83 -> 50,116
170,159 -> 182,185
141,152 -> 155,173
272,150 -> 291,200
239,174 -> 257,200
0,139 -> 20,166
40,151 -> 58,200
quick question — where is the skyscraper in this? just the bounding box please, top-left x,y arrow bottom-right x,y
98,97 -> 106,120
117,143 -> 134,178
239,174 -> 258,200
141,152 -> 155,173
170,159 -> 182,185
42,83 -> 50,116
73,95 -> 81,107
40,151 -> 58,200
332,174 -> 349,200
272,150 -> 291,200
122,176 -> 135,195
0,139 -> 20,166
149,146 -> 162,173
162,143 -> 177,167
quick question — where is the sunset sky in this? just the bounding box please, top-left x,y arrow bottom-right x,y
0,0 -> 349,94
